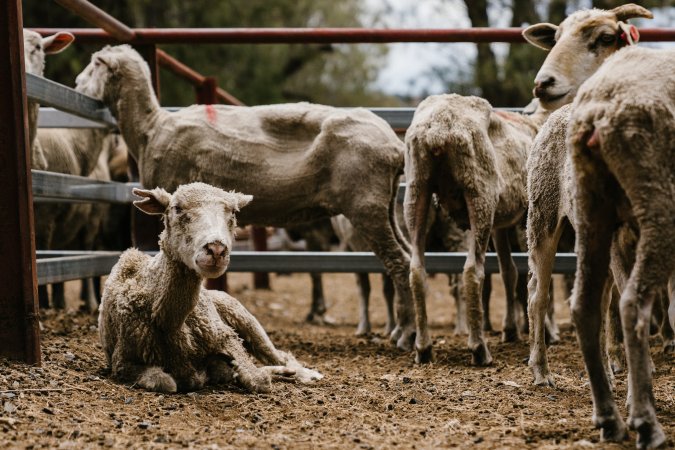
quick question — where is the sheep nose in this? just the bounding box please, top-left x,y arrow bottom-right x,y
533,75 -> 555,97
205,242 -> 227,259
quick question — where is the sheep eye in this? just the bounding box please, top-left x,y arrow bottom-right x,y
599,33 -> 616,45
36,44 -> 41,51
173,205 -> 183,214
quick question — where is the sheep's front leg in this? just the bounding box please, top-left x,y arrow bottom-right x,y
493,228 -> 520,343
382,274 -> 396,335
355,272 -> 372,336
306,272 -> 329,324
450,275 -> 469,336
212,293 -> 322,384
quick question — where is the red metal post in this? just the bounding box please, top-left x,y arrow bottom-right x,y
31,27 -> 675,45
53,0 -> 135,41
0,0 -> 41,364
131,44 -> 163,251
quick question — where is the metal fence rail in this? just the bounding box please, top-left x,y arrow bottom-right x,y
32,170 -> 140,203
36,251 -> 578,285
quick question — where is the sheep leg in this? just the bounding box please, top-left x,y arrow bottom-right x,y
451,275 -> 468,336
212,293 -> 322,384
403,171 -> 433,363
52,283 -> 65,309
382,274 -> 396,335
481,274 -> 493,332
355,272 -> 372,336
527,224 -> 563,387
463,195 -> 493,366
544,282 -> 560,344
306,272 -> 329,324
607,286 -> 624,374
80,278 -> 99,313
617,234 -> 668,450
658,288 -> 674,354
571,182 -> 626,443
493,228 -> 520,343
109,347 -> 178,393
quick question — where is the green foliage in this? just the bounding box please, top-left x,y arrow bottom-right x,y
22,0 -> 397,106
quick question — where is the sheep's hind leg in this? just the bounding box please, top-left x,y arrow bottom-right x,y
382,274 -> 396,336
571,171 -> 626,443
658,288 -> 674,354
355,273 -> 372,336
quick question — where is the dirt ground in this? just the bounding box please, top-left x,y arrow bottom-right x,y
1,272 -> 673,449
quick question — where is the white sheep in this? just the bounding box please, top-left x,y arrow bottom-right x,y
566,45 -> 674,450
404,93 -> 551,364
22,29 -> 74,170
75,45 -> 417,351
524,3 -> 653,387
99,182 -> 322,393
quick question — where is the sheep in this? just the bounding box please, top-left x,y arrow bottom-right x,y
22,29 -> 74,170
567,45 -> 674,450
524,3 -> 653,386
34,129 -> 120,309
404,93 -> 551,364
75,45 -> 417,351
99,182 -> 322,393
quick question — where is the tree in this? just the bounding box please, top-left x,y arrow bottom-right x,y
22,0 -> 398,106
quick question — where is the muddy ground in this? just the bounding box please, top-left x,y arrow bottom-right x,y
1,272 -> 673,449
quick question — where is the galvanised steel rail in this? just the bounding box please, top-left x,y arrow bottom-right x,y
30,27 -> 675,44
36,251 -> 578,285
31,170 -> 140,203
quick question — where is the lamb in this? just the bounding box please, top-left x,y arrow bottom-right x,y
75,45 -> 417,350
524,4 -> 653,386
99,182 -> 323,393
22,29 -> 74,170
567,45 -> 674,450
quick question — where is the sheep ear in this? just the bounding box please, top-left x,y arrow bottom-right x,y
132,187 -> 171,215
522,23 -> 557,50
231,192 -> 253,211
611,4 -> 653,21
42,32 -> 75,54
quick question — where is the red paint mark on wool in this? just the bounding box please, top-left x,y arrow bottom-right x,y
205,105 -> 217,125
494,110 -> 521,123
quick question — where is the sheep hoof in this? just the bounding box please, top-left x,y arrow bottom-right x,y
454,323 -> 469,336
293,367 -> 324,383
663,339 -> 675,354
501,326 -> 521,343
629,416 -> 666,450
531,366 -> 556,388
470,342 -> 493,366
355,322 -> 371,337
595,414 -> 627,443
137,367 -> 177,393
415,346 -> 433,364
544,327 -> 560,345
610,357 -> 624,375
394,327 -> 415,352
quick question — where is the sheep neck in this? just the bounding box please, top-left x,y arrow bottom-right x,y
148,251 -> 203,334
111,72 -> 163,171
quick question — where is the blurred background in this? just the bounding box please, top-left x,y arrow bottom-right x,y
23,0 -> 675,108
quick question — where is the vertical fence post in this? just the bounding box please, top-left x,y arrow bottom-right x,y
251,228 -> 270,289
130,44 -> 163,251
0,0 -> 41,364
195,77 -> 229,292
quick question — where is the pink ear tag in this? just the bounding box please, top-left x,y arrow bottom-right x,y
618,22 -> 640,46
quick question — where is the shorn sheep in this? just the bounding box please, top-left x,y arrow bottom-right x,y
567,46 -> 674,449
99,182 -> 322,393
525,4 -> 653,387
75,45 -> 417,351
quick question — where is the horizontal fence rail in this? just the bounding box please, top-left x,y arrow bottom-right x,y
37,107 -> 107,128
32,170 -> 140,203
36,251 -> 578,284
31,27 -> 675,45
27,73 -> 116,126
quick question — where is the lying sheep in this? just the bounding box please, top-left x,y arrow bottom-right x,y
76,45 -> 416,351
525,3 -> 653,386
99,182 -> 322,393
567,46 -> 674,450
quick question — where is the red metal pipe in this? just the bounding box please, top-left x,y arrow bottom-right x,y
30,27 -> 675,45
157,49 -> 245,106
53,0 -> 135,42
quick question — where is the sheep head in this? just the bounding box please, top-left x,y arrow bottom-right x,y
522,3 -> 652,110
75,44 -> 152,102
23,30 -> 74,76
133,183 -> 253,278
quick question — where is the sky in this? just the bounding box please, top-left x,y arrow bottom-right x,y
364,0 -> 675,97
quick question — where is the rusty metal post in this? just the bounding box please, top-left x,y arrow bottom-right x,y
130,44 -> 163,251
0,0 -> 41,364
